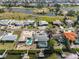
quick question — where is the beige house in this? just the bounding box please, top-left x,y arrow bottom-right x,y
19,30 -> 34,42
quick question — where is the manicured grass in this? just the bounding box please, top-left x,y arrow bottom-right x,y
47,53 -> 57,59
29,54 -> 36,59
5,53 -> 36,59
0,12 -> 76,22
0,12 -> 32,20
64,5 -> 79,7
6,55 -> 21,59
35,16 -> 76,22
0,43 -> 14,50
5,54 -> 36,59
0,50 -> 38,59
0,6 -> 6,8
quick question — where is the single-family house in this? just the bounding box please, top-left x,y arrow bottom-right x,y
52,20 -> 63,26
24,20 -> 35,26
38,21 -> 48,29
63,31 -> 77,45
15,2 -> 25,6
0,20 -> 9,26
38,21 -> 48,26
16,30 -> 36,50
19,30 -> 34,42
34,31 -> 49,48
14,20 -> 24,26
0,19 -> 17,26
65,19 -> 74,27
0,33 -> 17,41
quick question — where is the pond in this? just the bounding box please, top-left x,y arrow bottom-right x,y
9,8 -> 55,16
9,7 -> 79,16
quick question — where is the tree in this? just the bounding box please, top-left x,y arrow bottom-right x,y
49,7 -> 55,15
54,4 -> 61,15
24,1 -> 30,7
0,9 -> 5,13
48,39 -> 57,47
37,2 -> 44,8
74,15 -> 79,25
67,10 -> 76,16
77,15 -> 79,22
54,4 -> 61,8
64,39 -> 71,51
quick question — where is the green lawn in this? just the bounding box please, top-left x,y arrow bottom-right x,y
2,53 -> 57,59
0,50 -> 37,59
0,12 -> 76,22
5,54 -> 36,59
0,43 -> 14,50
0,6 -> 6,8
6,55 -> 21,59
35,16 -> 76,22
47,53 -> 57,59
64,5 -> 79,7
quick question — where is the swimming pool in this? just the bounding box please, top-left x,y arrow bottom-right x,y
25,38 -> 33,46
75,39 -> 79,44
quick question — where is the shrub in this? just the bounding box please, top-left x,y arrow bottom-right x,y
48,39 -> 57,46
55,49 -> 62,53
0,9 -> 5,13
67,10 -> 76,16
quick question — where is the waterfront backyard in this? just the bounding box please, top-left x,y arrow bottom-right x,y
0,4 -> 79,59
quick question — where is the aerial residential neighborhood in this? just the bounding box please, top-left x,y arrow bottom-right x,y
0,0 -> 79,59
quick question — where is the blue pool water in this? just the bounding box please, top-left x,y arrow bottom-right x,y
25,38 -> 33,46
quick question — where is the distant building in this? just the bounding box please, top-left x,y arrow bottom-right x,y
1,0 -> 79,6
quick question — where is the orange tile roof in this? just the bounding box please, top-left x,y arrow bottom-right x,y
64,32 -> 77,41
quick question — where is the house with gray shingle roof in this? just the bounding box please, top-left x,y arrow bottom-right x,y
38,21 -> 48,26
52,20 -> 63,26
24,20 -> 35,26
14,20 -> 24,26
38,21 -> 48,29
65,19 -> 74,27
34,31 -> 49,48
0,33 -> 17,41
0,20 -> 10,26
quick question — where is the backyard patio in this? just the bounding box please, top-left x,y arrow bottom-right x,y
16,43 -> 36,50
